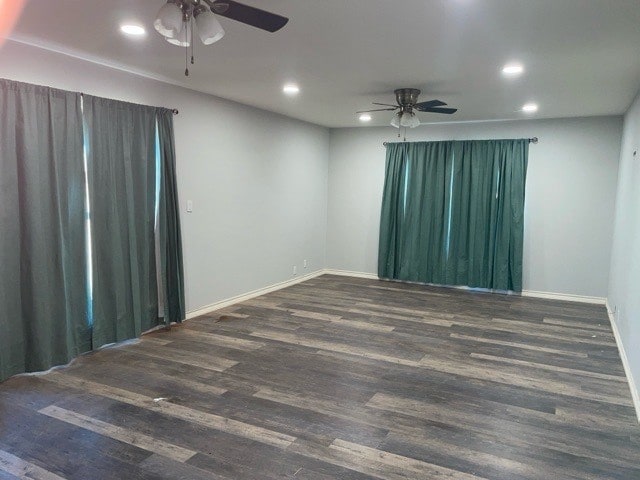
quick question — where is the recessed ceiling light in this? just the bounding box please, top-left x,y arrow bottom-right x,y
502,63 -> 524,77
282,83 -> 300,96
120,24 -> 146,36
522,102 -> 538,113
359,113 -> 372,122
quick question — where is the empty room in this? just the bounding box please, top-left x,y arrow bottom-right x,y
1,1 -> 639,479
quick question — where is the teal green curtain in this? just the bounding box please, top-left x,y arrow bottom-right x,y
0,79 -> 89,382
448,140 -> 529,291
378,143 -> 409,278
378,139 -> 528,292
157,110 -> 185,323
84,95 -> 161,347
379,142 -> 456,282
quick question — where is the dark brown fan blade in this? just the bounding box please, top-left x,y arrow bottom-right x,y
372,102 -> 399,107
212,0 -> 289,32
356,108 -> 397,113
421,107 -> 457,114
414,100 -> 447,110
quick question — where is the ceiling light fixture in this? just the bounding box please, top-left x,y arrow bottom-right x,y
120,24 -> 146,36
359,113 -> 372,122
391,110 -> 420,129
154,0 -> 225,76
502,63 -> 524,77
522,102 -> 539,113
282,84 -> 300,95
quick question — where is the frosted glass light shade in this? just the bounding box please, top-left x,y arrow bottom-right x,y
195,10 -> 225,45
393,112 -> 419,128
154,1 -> 183,39
166,22 -> 190,46
391,112 -> 419,129
400,113 -> 412,127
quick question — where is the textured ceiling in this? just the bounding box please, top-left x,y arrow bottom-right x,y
8,0 -> 640,127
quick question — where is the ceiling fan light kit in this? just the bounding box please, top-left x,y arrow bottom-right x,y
153,0 -> 289,76
391,111 -> 420,129
154,0 -> 225,48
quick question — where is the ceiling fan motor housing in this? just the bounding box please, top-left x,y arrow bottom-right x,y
395,88 -> 421,107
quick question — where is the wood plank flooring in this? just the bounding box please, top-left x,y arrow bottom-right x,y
1,274 -> 639,479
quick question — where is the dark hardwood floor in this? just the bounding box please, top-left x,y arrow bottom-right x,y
1,274 -> 639,479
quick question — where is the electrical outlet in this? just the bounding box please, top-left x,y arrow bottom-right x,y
293,265 -> 297,276
303,259 -> 308,269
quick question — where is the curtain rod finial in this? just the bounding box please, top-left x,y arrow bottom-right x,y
530,137 -> 538,144
172,109 -> 179,115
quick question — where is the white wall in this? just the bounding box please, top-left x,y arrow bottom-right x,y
0,40 -> 329,313
327,117 -> 622,298
608,89 -> 640,409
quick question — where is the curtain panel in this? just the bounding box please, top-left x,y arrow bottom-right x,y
83,95 -> 161,347
378,142 -> 456,282
378,139 -> 529,292
157,110 -> 185,324
0,80 -> 89,382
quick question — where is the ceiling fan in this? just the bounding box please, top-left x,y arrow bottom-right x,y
358,88 -> 457,128
154,0 -> 289,76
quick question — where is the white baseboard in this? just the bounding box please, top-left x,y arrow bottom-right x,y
324,270 -> 606,305
185,268 -> 377,320
185,269 -> 325,320
605,299 -> 640,423
323,269 -> 379,280
521,290 -> 606,305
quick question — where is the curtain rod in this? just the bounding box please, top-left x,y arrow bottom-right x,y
79,93 -> 178,115
383,137 -> 538,147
